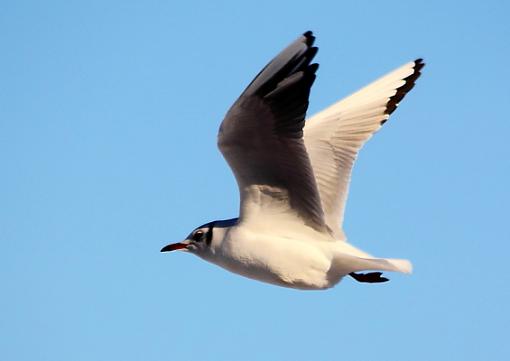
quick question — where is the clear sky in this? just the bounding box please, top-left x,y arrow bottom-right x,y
1,1 -> 509,360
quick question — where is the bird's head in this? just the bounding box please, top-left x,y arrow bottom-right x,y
160,222 -> 214,254
160,218 -> 237,256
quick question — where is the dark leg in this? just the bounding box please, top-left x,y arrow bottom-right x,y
349,272 -> 389,283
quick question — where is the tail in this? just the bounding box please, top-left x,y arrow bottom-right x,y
333,252 -> 413,275
380,258 -> 413,274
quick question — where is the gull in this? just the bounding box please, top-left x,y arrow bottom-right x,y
161,31 -> 424,290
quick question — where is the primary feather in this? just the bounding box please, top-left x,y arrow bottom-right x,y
218,32 -> 328,233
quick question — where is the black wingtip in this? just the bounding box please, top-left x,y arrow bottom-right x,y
383,58 -> 425,119
307,47 -> 319,62
414,58 -> 425,72
242,31 -> 319,99
303,31 -> 315,45
309,63 -> 319,74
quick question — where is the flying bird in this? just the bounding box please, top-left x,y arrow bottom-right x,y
161,31 -> 424,290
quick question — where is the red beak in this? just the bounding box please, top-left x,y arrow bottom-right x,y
160,242 -> 188,252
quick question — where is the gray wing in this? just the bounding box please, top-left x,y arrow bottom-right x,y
218,32 -> 328,233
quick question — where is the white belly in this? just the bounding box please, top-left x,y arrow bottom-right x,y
201,226 -> 341,290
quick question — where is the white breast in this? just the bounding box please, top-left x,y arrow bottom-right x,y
204,224 -> 338,290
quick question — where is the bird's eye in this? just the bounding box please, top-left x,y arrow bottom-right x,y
192,230 -> 204,242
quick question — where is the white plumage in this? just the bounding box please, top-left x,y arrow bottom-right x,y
161,32 -> 423,290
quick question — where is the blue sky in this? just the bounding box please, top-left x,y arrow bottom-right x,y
1,0 -> 509,360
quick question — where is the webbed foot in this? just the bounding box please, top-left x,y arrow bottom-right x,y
349,272 -> 389,283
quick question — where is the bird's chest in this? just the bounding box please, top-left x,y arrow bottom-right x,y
209,228 -> 333,290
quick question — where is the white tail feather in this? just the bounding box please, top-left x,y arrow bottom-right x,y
334,252 -> 413,275
385,258 -> 413,274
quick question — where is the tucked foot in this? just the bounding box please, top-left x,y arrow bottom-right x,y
349,272 -> 389,283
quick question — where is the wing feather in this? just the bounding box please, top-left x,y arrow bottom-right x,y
304,59 -> 425,239
218,32 -> 328,233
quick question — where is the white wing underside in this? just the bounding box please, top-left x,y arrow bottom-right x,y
304,60 -> 423,239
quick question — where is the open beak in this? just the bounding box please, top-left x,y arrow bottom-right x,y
160,241 -> 189,252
